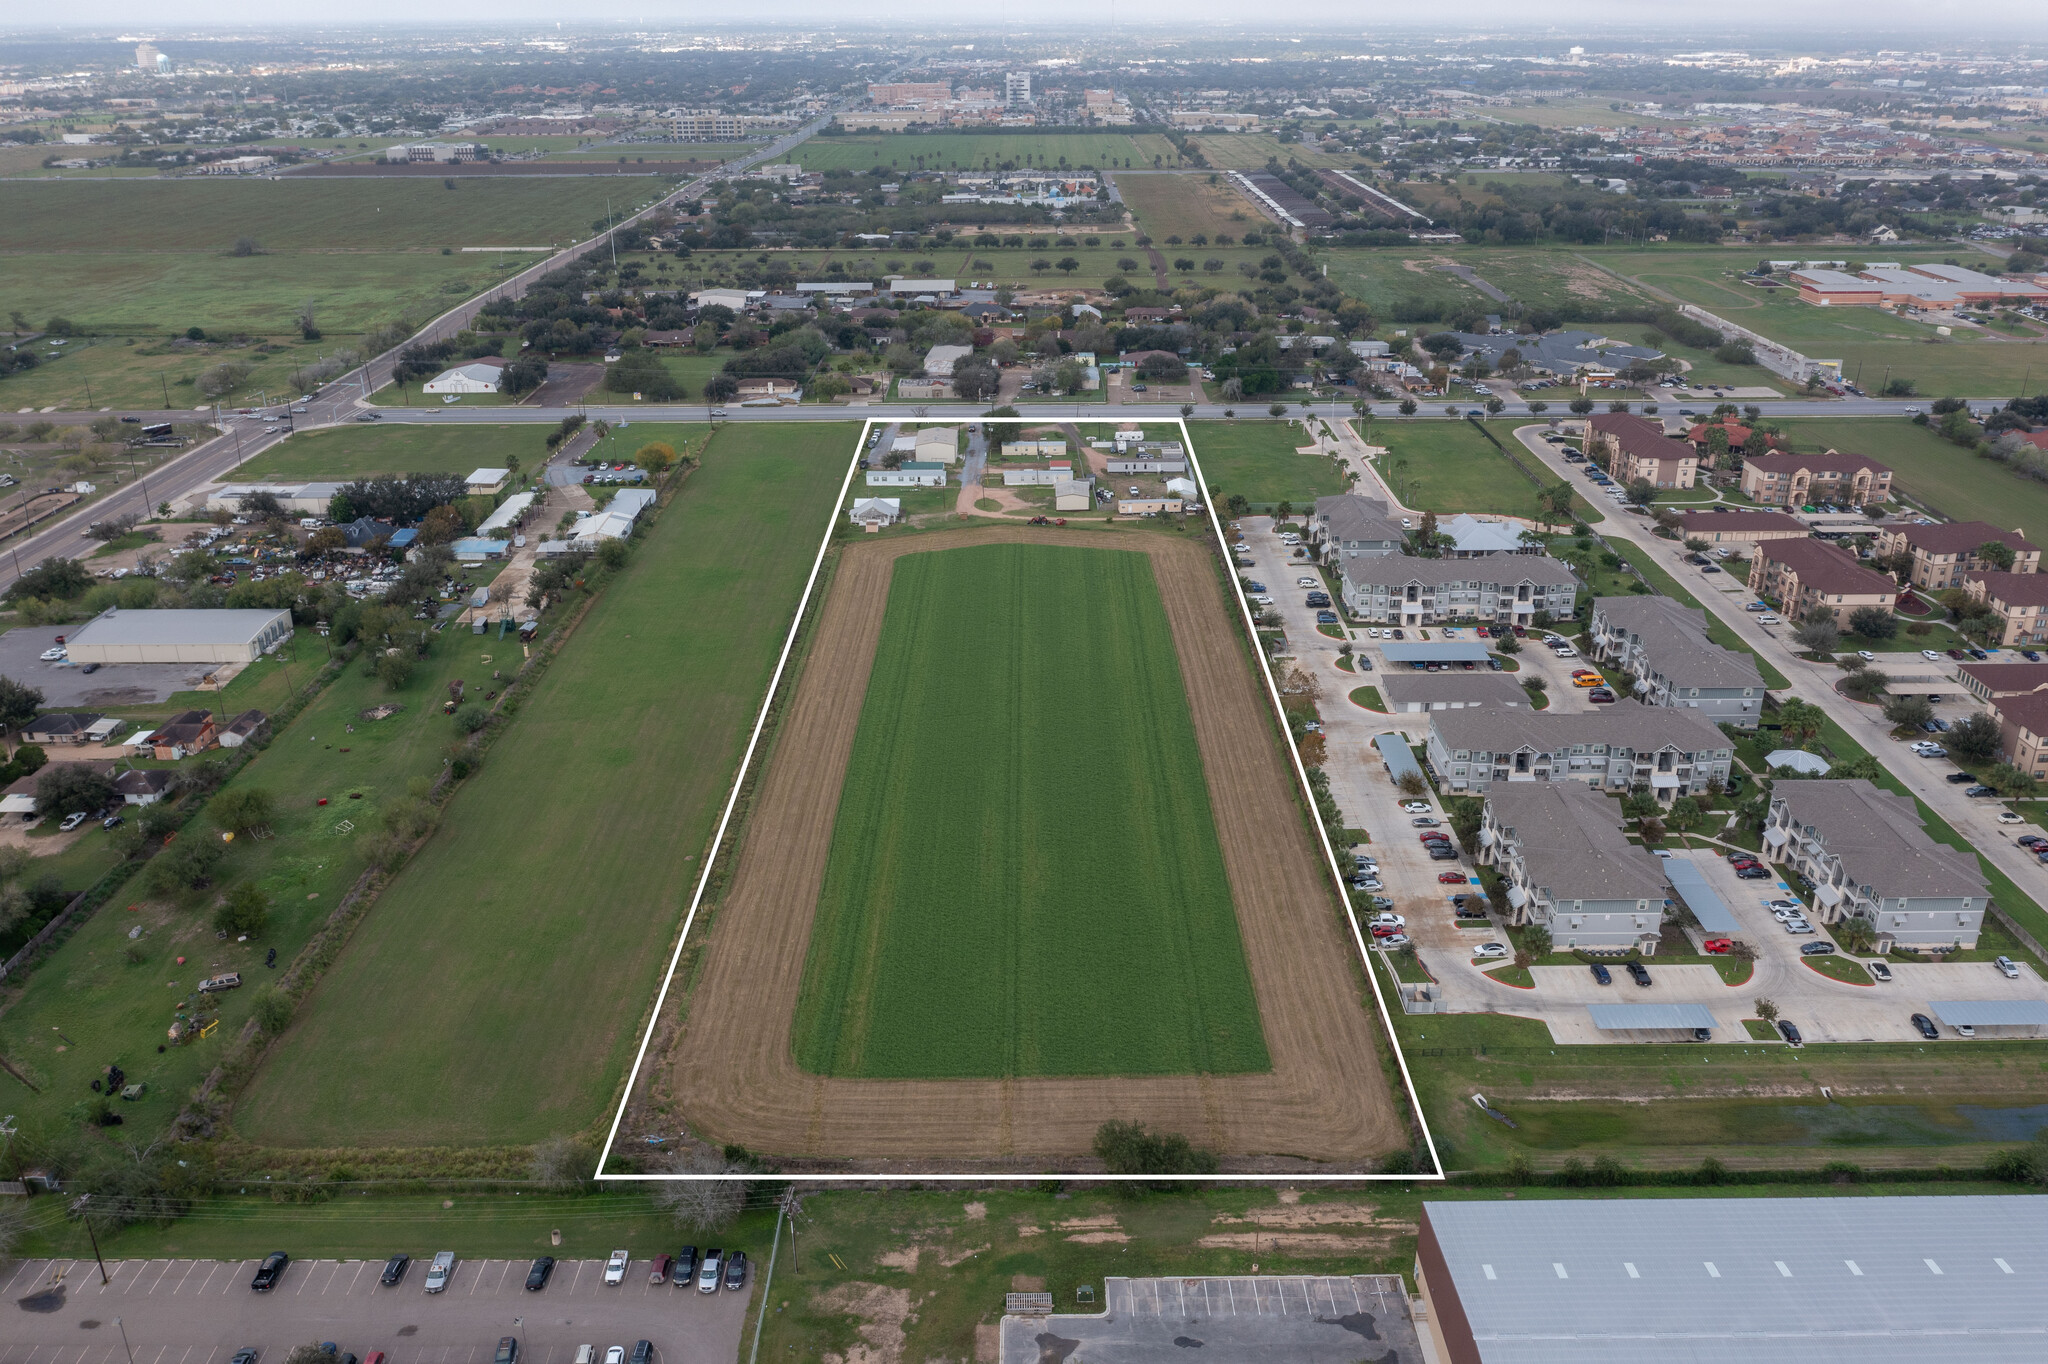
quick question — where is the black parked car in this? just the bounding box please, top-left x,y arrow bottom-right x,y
525,1256 -> 554,1291
1911,1013 -> 1940,1040
1589,963 -> 1612,986
251,1252 -> 290,1292
379,1254 -> 409,1286
672,1246 -> 698,1286
230,1351 -> 258,1364
723,1251 -> 748,1291
1946,772 -> 1975,784
1626,961 -> 1652,987
494,1339 -> 518,1364
1777,1019 -> 1803,1046
629,1344 -> 653,1364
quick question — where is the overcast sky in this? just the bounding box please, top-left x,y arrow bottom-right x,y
15,4 -> 2048,42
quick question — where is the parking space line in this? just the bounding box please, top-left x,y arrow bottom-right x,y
0,1260 -> 35,1295
568,1260 -> 586,1293
345,1261 -> 366,1295
223,1261 -> 250,1294
145,1259 -> 176,1294
495,1260 -> 512,1294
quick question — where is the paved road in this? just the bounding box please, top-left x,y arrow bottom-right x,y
0,1257 -> 750,1364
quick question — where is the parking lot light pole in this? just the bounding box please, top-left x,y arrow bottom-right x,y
114,1317 -> 135,1364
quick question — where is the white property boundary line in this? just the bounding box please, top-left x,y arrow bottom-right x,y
595,415 -> 1439,1182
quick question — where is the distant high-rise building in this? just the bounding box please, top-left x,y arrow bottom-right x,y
1005,72 -> 1032,108
135,42 -> 161,71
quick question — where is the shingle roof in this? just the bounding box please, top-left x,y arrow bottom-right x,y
1743,447 -> 1892,478
1592,595 -> 1765,690
1993,689 -> 2048,741
1432,697 -> 1731,756
1379,672 -> 1528,707
1890,521 -> 2037,557
1673,510 -> 1810,536
1490,781 -> 1671,901
1311,494 -> 1406,547
1588,412 -> 1695,465
1776,779 -> 1988,900
1340,552 -> 1576,592
1966,570 -> 2048,608
1958,660 -> 2048,695
1754,538 -> 1898,596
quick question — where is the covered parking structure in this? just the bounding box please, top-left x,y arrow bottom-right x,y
1588,1002 -> 1717,1037
1374,732 -> 1427,790
1664,855 -> 1744,938
1929,1000 -> 2048,1035
1381,641 -> 1492,664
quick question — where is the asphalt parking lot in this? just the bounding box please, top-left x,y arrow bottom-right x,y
0,625 -> 214,707
0,1257 -> 750,1364
999,1275 -> 1419,1364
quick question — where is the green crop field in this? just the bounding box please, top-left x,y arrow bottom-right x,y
1188,418 -> 1350,509
791,542 -> 1267,1079
1368,419 -> 1549,519
1117,173 -> 1264,241
0,179 -> 663,252
1774,416 -> 2048,531
231,421 -> 851,1147
231,423 -> 558,482
792,132 -> 1177,173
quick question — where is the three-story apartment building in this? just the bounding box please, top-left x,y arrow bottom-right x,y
1764,780 -> 1990,949
1339,553 -> 1578,627
1426,701 -> 1734,803
1480,781 -> 1672,953
1588,595 -> 1766,727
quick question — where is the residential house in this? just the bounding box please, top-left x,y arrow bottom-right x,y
147,710 -> 216,760
1672,510 -> 1812,547
217,709 -> 270,749
113,768 -> 175,806
1589,596 -> 1767,726
1310,494 -> 1408,562
1874,521 -> 2040,591
1378,672 -> 1528,713
1006,439 -> 1067,459
1739,448 -> 1892,508
1425,699 -> 1734,802
1764,780 -> 1990,948
1584,413 -> 1697,490
1747,538 -> 1899,626
848,497 -> 902,528
1481,781 -> 1672,952
865,461 -> 947,488
1117,497 -> 1183,516
1337,553 -> 1578,627
22,713 -> 120,746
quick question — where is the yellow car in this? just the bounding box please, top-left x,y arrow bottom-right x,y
1571,673 -> 1604,688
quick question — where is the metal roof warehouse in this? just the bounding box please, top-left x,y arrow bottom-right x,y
63,608 -> 294,665
1416,1195 -> 2048,1363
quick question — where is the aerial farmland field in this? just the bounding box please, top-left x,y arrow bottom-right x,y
791,541 -> 1268,1079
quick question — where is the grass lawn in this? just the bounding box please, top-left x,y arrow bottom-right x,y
1368,420 -> 1546,519
231,422 -> 857,1147
1117,173 -> 1265,242
792,542 -> 1267,1079
1320,249 -> 1486,315
1186,132 -> 1340,170
0,630 -> 493,1146
1775,417 -> 2048,532
0,333 -> 356,411
1187,418 -> 1349,509
1349,685 -> 1387,712
1804,954 -> 1876,985
231,423 -> 557,482
1455,249 -> 1657,316
791,131 -> 1176,173
0,179 -> 665,252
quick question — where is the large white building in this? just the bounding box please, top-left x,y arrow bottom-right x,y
423,360 -> 505,394
65,608 -> 293,665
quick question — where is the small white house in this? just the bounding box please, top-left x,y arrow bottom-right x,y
466,467 -> 511,495
423,360 -> 506,395
867,462 -> 947,487
849,497 -> 902,528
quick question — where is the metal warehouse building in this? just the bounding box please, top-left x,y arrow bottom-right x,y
1416,1196 -> 2047,1363
64,608 -> 294,665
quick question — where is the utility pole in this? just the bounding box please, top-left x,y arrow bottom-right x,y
72,1195 -> 110,1284
160,372 -> 171,409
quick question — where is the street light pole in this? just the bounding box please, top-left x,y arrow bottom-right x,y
114,1317 -> 135,1364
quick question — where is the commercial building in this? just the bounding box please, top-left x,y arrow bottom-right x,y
422,359 -> 505,395
1790,262 -> 2048,311
1588,596 -> 1767,726
1739,448 -> 1892,508
1671,509 -> 1812,546
866,81 -> 952,106
1379,672 -> 1528,714
1337,554 -> 1577,627
1311,494 -> 1409,561
1764,779 -> 1989,948
1874,520 -> 2039,590
913,428 -> 960,463
889,278 -> 957,298
1414,1195 -> 2048,1364
1004,72 -> 1032,108
1054,479 -> 1093,512
1426,700 -> 1734,802
1746,538 -> 1899,627
1961,571 -> 2048,646
384,142 -> 486,163
466,468 -> 511,495
666,111 -> 751,140
1584,413 -> 1697,490
64,608 -> 293,666
207,482 -> 343,515
1442,330 -> 1664,380
1480,781 -> 1671,952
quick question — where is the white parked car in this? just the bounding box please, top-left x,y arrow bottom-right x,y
1376,933 -> 1411,949
1401,800 -> 1432,814
1358,878 -> 1385,892
1368,627 -> 1382,638
1922,649 -> 1944,662
1758,614 -> 1781,625
1473,942 -> 1510,959
1252,595 -> 1273,606
39,647 -> 66,662
1784,918 -> 1815,935
1857,651 -> 1877,662
603,1250 -> 630,1285
1998,811 -> 2025,825
1996,955 -> 2022,978
1368,912 -> 1405,928
1297,577 -> 1319,588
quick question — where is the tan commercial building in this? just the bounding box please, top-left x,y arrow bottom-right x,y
1874,521 -> 2040,591
1740,448 -> 1892,508
64,607 -> 293,666
1961,571 -> 2048,646
1672,509 -> 1812,547
1585,413 -> 1696,490
1747,538 -> 1898,627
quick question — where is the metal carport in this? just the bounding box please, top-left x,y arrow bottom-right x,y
1928,1000 -> 2048,1029
1380,641 -> 1492,663
1588,1003 -> 1717,1031
1663,855 -> 1744,937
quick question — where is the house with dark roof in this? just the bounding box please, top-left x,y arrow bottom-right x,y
1481,781 -> 1672,951
22,712 -> 119,746
146,710 -> 216,760
1875,521 -> 2040,591
1589,596 -> 1767,726
217,709 -> 270,749
1747,538 -> 1899,626
1309,494 -> 1407,562
114,768 -> 175,806
1585,413 -> 1696,490
1764,779 -> 1990,948
1379,672 -> 1528,713
1739,447 -> 1892,508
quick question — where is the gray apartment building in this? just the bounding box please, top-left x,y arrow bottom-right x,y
1339,553 -> 1578,627
1588,595 -> 1767,727
1480,781 -> 1671,952
1309,493 -> 1407,562
1426,700 -> 1734,802
1764,779 -> 1991,949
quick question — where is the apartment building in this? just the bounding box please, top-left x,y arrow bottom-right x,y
666,111 -> 751,140
1747,537 -> 1899,626
1874,521 -> 2040,591
1584,413 -> 1697,490
1956,659 -> 2048,702
1425,700 -> 1734,802
867,81 -> 952,105
1960,571 -> 2048,647
1739,448 -> 1892,508
1480,781 -> 1671,952
1309,493 -> 1409,562
1338,553 -> 1577,626
1587,595 -> 1767,726
1764,780 -> 1990,949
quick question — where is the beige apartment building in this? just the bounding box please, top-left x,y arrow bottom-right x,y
1874,521 -> 2040,591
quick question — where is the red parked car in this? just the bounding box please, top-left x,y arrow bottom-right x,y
1371,923 -> 1403,938
1438,871 -> 1467,884
1702,938 -> 1734,954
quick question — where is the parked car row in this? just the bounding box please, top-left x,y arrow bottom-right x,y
256,1248 -> 746,1296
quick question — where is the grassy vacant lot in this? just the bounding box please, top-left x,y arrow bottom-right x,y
0,179 -> 659,252
1588,246 -> 2046,395
1320,248 -> 1486,315
232,423 -> 558,482
792,543 -> 1267,1079
232,421 -> 854,1147
1456,249 -> 1656,316
1369,420 -> 1547,519
792,132 -> 1176,173
1188,418 -> 1349,509
1185,132 -> 1339,170
1117,172 -> 1263,241
0,629 -> 494,1144
1775,416 -> 2048,531
0,332 -> 343,411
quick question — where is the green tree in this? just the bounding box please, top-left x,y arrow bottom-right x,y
35,762 -> 115,816
1754,996 -> 1780,1024
1626,477 -> 1656,506
1977,539 -> 2018,572
1841,668 -> 1891,702
376,651 -> 415,690
1569,396 -> 1594,415
1667,796 -> 1702,831
1949,711 -> 2003,762
1093,1119 -> 1219,1177
1847,605 -> 1897,640
1987,762 -> 2040,798
1776,697 -> 1827,750
0,675 -> 43,735
209,786 -> 275,836
1793,614 -> 1840,656
213,882 -> 271,937
1883,693 -> 1934,731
